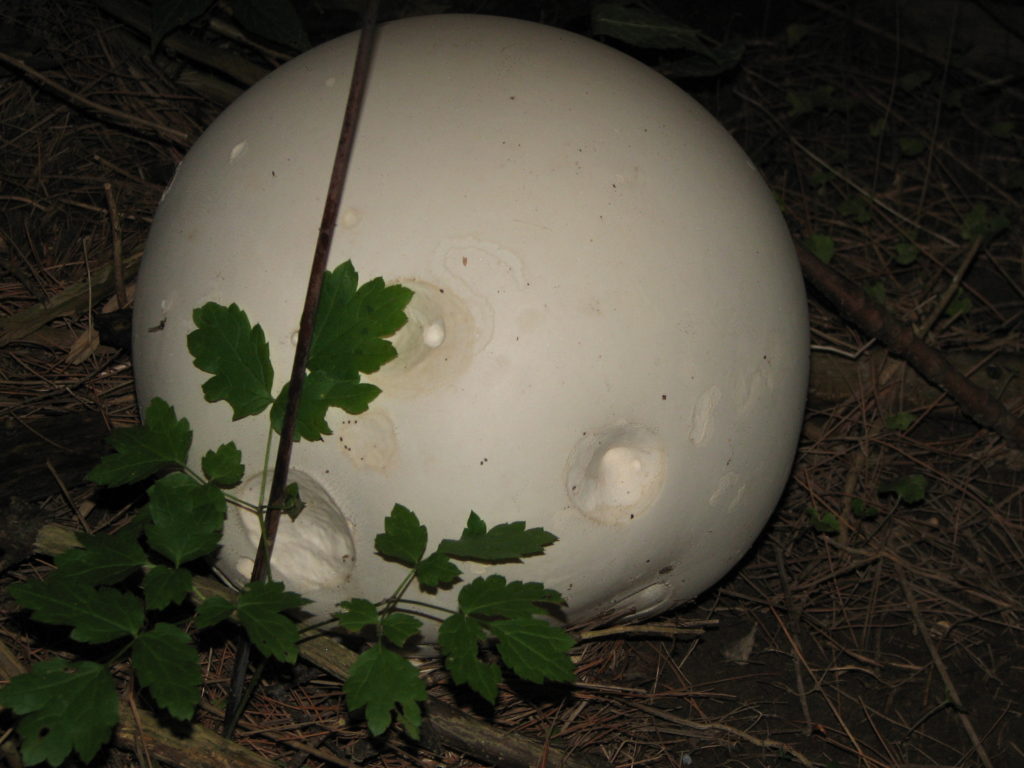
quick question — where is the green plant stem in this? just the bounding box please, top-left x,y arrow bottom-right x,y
223,0 -> 381,736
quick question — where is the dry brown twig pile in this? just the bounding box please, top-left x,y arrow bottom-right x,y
2,1 -> 1022,767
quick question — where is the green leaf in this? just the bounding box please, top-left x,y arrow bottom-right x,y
142,565 -> 193,611
194,595 -> 236,628
416,551 -> 461,589
490,618 -> 575,685
132,623 -> 201,720
10,579 -> 144,643
87,397 -> 191,486
187,302 -> 274,419
336,598 -> 379,634
838,196 -> 872,224
381,613 -> 422,648
806,506 -> 840,534
944,288 -> 973,318
785,22 -> 812,47
0,659 -> 119,765
438,512 -> 558,562
893,242 -> 919,265
232,0 -> 310,51
237,581 -> 309,663
201,442 -> 245,487
438,613 -> 501,703
885,411 -> 915,432
375,504 -> 427,567
52,527 -> 147,587
960,203 -> 1009,241
458,575 -> 564,620
344,645 -> 427,738
280,481 -> 305,521
805,234 -> 835,264
150,0 -> 214,52
865,281 -> 886,305
591,1 -> 707,51
989,120 -> 1015,139
144,473 -> 226,567
851,498 -> 879,520
270,370 -> 382,441
308,261 -> 413,381
879,473 -> 928,504
899,69 -> 932,92
898,137 -> 926,157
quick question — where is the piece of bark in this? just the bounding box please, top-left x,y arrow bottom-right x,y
26,523 -> 611,768
796,243 -> 1024,447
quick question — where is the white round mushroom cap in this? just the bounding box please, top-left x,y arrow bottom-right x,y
133,14 -> 808,643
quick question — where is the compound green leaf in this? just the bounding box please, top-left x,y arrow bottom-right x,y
438,613 -> 501,703
0,659 -> 119,765
308,261 -> 413,381
52,527 -> 147,587
375,504 -> 427,568
344,644 -> 426,738
336,598 -> 379,634
381,613 -> 422,648
132,623 -> 201,720
10,579 -> 143,644
144,473 -> 226,567
270,370 -> 381,441
201,442 -> 244,487
142,565 -> 193,611
87,397 -> 191,486
458,575 -> 564,620
490,618 -> 575,685
237,581 -> 309,663
194,595 -> 236,629
187,302 -> 274,419
438,512 -> 557,562
415,551 -> 461,589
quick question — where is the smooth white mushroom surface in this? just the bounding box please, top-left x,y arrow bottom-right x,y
133,14 -> 808,645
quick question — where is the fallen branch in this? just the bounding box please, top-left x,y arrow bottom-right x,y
796,242 -> 1024,447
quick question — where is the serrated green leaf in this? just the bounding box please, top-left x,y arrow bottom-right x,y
458,575 -> 564,620
144,473 -> 226,567
491,618 -> 575,685
87,397 -> 191,486
150,0 -> 213,52
308,261 -> 413,381
10,580 -> 144,643
865,281 -> 886,305
806,506 -> 840,534
142,565 -> 193,611
270,370 -> 382,442
0,659 -> 119,765
280,481 -> 305,521
375,504 -> 427,567
805,233 -> 835,264
989,120 -> 1015,139
232,0 -> 310,51
336,598 -> 379,633
944,288 -> 973,318
381,613 -> 422,647
237,581 -> 309,663
187,302 -> 274,419
879,473 -> 928,504
201,442 -> 244,487
416,551 -> 461,589
838,196 -> 872,224
439,613 -> 501,702
52,527 -> 146,587
960,203 -> 1009,241
132,623 -> 201,720
344,645 -> 426,738
438,512 -> 558,562
194,595 -> 236,628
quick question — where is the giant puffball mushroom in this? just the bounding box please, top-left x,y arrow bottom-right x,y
132,14 -> 809,646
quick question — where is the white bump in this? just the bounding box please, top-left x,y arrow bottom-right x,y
422,321 -> 445,348
341,208 -> 360,229
325,77 -> 336,87
230,141 -> 248,163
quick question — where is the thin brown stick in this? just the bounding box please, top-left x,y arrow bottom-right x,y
103,182 -> 127,309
